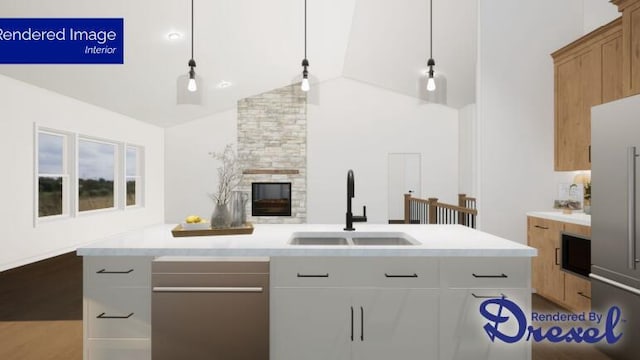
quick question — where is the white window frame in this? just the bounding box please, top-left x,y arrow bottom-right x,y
124,145 -> 145,209
76,136 -> 120,215
34,125 -> 146,226
34,127 -> 73,224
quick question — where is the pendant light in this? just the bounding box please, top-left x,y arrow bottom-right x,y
187,0 -> 197,92
426,0 -> 436,92
300,0 -> 310,92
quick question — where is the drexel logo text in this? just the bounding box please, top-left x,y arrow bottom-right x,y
479,296 -> 623,344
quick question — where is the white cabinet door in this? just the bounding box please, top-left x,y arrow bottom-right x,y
353,288 -> 439,360
271,288 -> 352,360
440,289 -> 531,360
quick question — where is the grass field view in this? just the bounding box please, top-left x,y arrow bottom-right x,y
39,177 -> 136,217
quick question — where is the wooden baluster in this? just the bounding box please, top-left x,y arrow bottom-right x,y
404,194 -> 411,224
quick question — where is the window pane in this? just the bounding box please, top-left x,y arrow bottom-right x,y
79,140 -> 115,211
39,176 -> 63,217
38,133 -> 64,174
126,147 -> 137,177
126,178 -> 136,206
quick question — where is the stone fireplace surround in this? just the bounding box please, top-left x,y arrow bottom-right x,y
237,84 -> 307,224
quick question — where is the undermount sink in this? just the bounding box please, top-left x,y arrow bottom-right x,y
289,237 -> 349,245
288,231 -> 420,246
351,237 -> 414,246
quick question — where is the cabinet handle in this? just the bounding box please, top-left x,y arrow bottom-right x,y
628,146 -> 638,270
96,268 -> 134,274
589,145 -> 591,163
555,248 -> 560,266
471,293 -> 506,299
384,273 -> 418,278
296,273 -> 329,278
578,291 -> 591,300
472,273 -> 508,278
350,307 -> 354,342
97,312 -> 134,319
152,287 -> 263,293
534,225 -> 549,230
360,306 -> 364,341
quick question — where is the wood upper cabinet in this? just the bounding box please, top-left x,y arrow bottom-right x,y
552,18 -> 623,171
613,0 -> 640,96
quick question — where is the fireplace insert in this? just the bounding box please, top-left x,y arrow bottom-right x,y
251,182 -> 292,216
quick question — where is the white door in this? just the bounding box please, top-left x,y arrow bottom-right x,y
439,289 -> 531,360
270,288 -> 352,360
388,153 -> 422,222
352,288 -> 439,360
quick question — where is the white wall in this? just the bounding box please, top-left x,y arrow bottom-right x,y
459,103 -> 476,197
307,78 -> 459,224
164,109 -> 238,223
0,74 -> 164,271
476,0 -> 584,243
583,0 -> 620,34
164,78 -> 459,225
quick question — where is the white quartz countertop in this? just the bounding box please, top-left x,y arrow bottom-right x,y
526,211 -> 591,226
77,224 -> 536,257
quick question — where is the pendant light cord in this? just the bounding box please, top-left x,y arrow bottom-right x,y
304,0 -> 307,59
191,0 -> 194,60
429,0 -> 433,59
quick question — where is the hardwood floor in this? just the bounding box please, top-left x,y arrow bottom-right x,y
0,252 -> 82,360
531,294 -> 613,360
0,253 -> 616,360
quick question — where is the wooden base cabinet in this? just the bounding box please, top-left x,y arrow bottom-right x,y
527,217 -> 592,313
527,217 -> 564,304
564,273 -> 592,314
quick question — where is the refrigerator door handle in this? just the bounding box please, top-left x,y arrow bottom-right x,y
590,273 -> 640,297
629,146 -> 639,270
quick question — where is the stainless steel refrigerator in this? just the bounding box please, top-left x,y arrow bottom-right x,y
591,94 -> 640,360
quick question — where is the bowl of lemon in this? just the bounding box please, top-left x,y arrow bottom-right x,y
181,215 -> 210,230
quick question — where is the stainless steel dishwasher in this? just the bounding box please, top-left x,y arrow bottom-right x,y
152,257 -> 269,360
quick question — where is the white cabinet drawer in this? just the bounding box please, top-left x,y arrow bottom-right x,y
85,256 -> 151,288
87,339 -> 150,360
271,257 -> 439,288
86,287 -> 151,339
441,258 -> 530,289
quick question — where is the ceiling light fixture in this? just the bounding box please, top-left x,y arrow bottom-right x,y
217,80 -> 232,89
300,0 -> 310,92
426,0 -> 436,92
187,0 -> 197,92
167,32 -> 182,40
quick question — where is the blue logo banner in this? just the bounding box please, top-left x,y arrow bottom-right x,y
0,18 -> 123,64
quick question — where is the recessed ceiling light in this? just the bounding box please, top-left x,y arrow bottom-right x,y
217,80 -> 232,89
167,32 -> 183,40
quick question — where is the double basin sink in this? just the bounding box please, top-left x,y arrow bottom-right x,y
289,231 -> 421,246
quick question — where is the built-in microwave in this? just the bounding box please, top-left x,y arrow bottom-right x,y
561,232 -> 591,278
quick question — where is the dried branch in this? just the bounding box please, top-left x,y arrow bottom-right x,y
209,144 -> 243,205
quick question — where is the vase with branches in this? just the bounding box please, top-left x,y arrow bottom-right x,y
208,144 -> 243,228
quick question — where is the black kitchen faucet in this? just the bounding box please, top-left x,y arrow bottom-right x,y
344,169 -> 367,231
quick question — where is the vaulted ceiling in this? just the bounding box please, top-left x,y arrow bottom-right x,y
0,0 -> 476,127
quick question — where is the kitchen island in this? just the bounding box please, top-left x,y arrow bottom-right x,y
78,223 -> 536,360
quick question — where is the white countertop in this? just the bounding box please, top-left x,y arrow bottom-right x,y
526,211 -> 591,226
77,223 -> 536,257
